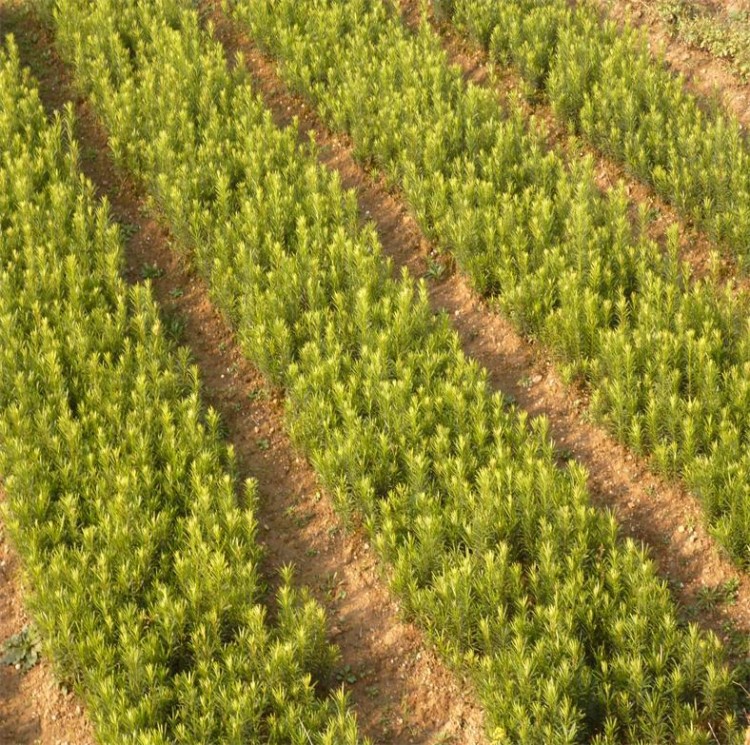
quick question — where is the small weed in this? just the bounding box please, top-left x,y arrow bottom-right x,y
256,438 -> 270,451
434,734 -> 458,744
120,222 -> 139,239
322,571 -> 345,601
424,256 -> 446,281
141,263 -> 164,280
247,387 -> 269,402
163,311 -> 185,341
168,287 -> 184,299
335,664 -> 358,685
697,578 -> 740,611
80,145 -> 98,162
1,625 -> 42,672
285,505 -> 311,528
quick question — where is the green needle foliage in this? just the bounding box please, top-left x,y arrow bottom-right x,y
228,0 -> 750,568
0,38 -> 360,745
445,0 -> 750,261
39,0 -> 748,740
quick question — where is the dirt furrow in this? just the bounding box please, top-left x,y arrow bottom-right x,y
204,1 -> 750,664
0,4 -> 487,743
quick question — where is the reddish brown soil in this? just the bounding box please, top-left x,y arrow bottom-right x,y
204,1 -> 750,676
0,4 -> 487,743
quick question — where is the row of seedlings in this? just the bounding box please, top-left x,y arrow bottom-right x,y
440,0 -> 750,262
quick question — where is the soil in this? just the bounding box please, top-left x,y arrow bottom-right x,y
0,3 -> 487,744
202,0 -> 750,674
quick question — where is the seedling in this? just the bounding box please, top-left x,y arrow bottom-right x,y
697,578 -> 740,611
335,664 -> 358,685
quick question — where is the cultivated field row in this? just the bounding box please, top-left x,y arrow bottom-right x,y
601,0 -> 750,131
399,0 -> 744,293
442,0 -> 750,260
